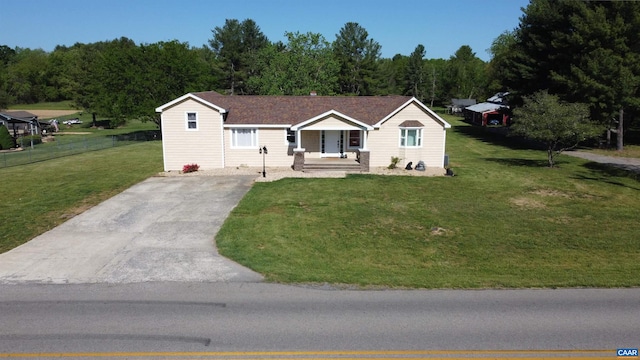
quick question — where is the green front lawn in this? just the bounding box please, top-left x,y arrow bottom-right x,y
217,117 -> 640,288
0,142 -> 163,253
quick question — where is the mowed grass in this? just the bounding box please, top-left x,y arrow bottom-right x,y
217,116 -> 640,288
0,141 -> 163,253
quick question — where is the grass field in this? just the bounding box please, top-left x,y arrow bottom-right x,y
1,110 -> 639,288
216,115 -> 640,288
0,141 -> 163,253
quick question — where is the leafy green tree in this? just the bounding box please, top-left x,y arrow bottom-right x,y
486,30 -> 516,95
0,125 -> 13,149
404,44 -> 425,99
89,38 -> 213,128
248,32 -> 339,95
5,48 -> 50,103
0,46 -> 15,109
209,19 -> 269,95
445,45 -> 487,100
424,58 -> 448,107
511,91 -> 601,167
501,0 -> 640,150
333,22 -> 381,95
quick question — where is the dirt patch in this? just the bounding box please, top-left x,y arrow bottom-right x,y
531,189 -> 571,198
12,109 -> 79,119
430,227 -> 450,236
510,197 -> 546,209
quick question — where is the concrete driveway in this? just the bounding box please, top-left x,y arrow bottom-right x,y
0,176 -> 264,284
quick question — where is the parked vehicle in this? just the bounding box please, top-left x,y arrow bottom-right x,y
63,118 -> 82,125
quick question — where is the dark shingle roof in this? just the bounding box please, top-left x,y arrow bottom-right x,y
0,111 -> 38,121
399,120 -> 424,127
191,91 -> 412,126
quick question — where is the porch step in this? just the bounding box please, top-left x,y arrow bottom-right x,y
302,163 -> 363,172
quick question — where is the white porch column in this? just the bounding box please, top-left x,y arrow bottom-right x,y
361,130 -> 368,151
296,129 -> 302,150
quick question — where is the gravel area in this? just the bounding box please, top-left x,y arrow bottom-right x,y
565,151 -> 640,174
159,166 -> 447,182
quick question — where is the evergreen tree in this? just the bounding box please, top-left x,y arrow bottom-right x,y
209,19 -> 269,95
404,44 -> 425,100
501,0 -> 640,149
333,22 -> 381,95
446,45 -> 487,100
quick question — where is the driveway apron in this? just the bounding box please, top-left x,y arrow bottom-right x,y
0,176 -> 264,284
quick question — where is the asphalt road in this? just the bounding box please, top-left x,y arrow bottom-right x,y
0,282 -> 638,358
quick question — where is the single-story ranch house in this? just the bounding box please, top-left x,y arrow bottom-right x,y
156,91 -> 451,173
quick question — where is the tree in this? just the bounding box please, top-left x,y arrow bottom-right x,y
209,19 -> 269,95
333,22 -> 381,95
445,45 -> 487,100
511,91 -> 601,167
0,45 -> 15,109
0,125 -> 13,150
425,58 -> 448,107
248,32 -> 339,95
375,54 -> 407,95
404,44 -> 425,99
486,30 -> 517,95
5,48 -> 50,104
89,38 -> 213,128
501,0 -> 640,150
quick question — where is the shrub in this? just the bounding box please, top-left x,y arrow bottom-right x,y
182,163 -> 200,173
19,135 -> 42,146
388,156 -> 401,169
0,125 -> 13,150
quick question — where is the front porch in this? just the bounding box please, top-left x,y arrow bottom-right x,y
294,149 -> 370,172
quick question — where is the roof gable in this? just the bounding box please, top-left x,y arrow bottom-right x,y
155,92 -> 226,113
291,110 -> 374,131
374,97 -> 451,129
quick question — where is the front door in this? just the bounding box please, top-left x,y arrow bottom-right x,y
322,131 -> 341,157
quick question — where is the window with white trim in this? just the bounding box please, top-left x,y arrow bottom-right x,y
186,112 -> 198,130
399,128 -> 422,147
348,130 -> 362,148
231,128 -> 258,148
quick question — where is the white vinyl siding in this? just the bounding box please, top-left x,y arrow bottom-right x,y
224,127 -> 295,167
160,99 -> 224,171
367,102 -> 446,168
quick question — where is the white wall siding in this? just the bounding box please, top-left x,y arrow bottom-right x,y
368,102 -> 445,168
224,128 -> 294,167
161,99 -> 223,171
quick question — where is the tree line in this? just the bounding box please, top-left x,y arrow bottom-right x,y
0,20 -> 489,127
1,1 -> 638,153
493,0 -> 640,152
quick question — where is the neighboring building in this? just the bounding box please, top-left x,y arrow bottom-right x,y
447,98 -> 476,114
0,111 -> 40,138
156,91 -> 451,173
464,92 -> 510,126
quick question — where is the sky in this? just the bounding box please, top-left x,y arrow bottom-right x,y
0,0 -> 529,61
